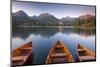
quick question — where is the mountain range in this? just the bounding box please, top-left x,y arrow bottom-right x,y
12,10 -> 95,26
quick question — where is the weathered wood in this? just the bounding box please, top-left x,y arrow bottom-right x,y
12,42 -> 33,66
46,41 -> 74,64
76,44 -> 96,62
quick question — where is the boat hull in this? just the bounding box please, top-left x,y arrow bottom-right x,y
76,44 -> 96,62
46,41 -> 74,64
12,42 -> 33,66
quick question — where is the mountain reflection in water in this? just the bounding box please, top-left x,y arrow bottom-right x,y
12,26 -> 95,64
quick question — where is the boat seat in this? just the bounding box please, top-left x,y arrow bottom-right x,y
78,49 -> 85,52
12,56 -> 27,62
13,61 -> 24,66
12,56 -> 27,65
80,56 -> 96,61
20,47 -> 32,50
55,46 -> 64,49
51,53 -> 67,58
51,53 -> 67,57
52,57 -> 67,63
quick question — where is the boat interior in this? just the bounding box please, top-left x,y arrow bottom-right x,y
77,45 -> 95,61
48,41 -> 72,63
12,42 -> 32,65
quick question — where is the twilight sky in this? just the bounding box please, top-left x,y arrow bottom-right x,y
12,1 -> 96,18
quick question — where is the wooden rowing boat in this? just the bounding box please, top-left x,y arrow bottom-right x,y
76,44 -> 96,62
46,41 -> 74,64
12,42 -> 33,66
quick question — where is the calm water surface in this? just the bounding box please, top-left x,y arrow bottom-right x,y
12,26 -> 95,65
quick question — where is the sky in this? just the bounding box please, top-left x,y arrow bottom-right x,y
12,1 -> 96,18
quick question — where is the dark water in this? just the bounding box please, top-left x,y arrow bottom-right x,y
12,26 -> 96,65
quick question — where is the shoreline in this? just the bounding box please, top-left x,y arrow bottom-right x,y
16,26 -> 95,29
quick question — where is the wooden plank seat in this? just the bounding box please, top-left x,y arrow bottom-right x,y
12,56 -> 27,65
80,56 -> 95,61
13,62 -> 23,66
51,53 -> 66,57
55,45 -> 64,49
20,47 -> 32,50
12,56 -> 27,61
78,49 -> 85,52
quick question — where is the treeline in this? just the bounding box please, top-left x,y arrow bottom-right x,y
75,18 -> 96,27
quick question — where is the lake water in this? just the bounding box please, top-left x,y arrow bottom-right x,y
12,26 -> 96,65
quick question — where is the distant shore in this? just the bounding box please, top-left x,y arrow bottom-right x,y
16,25 -> 95,29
